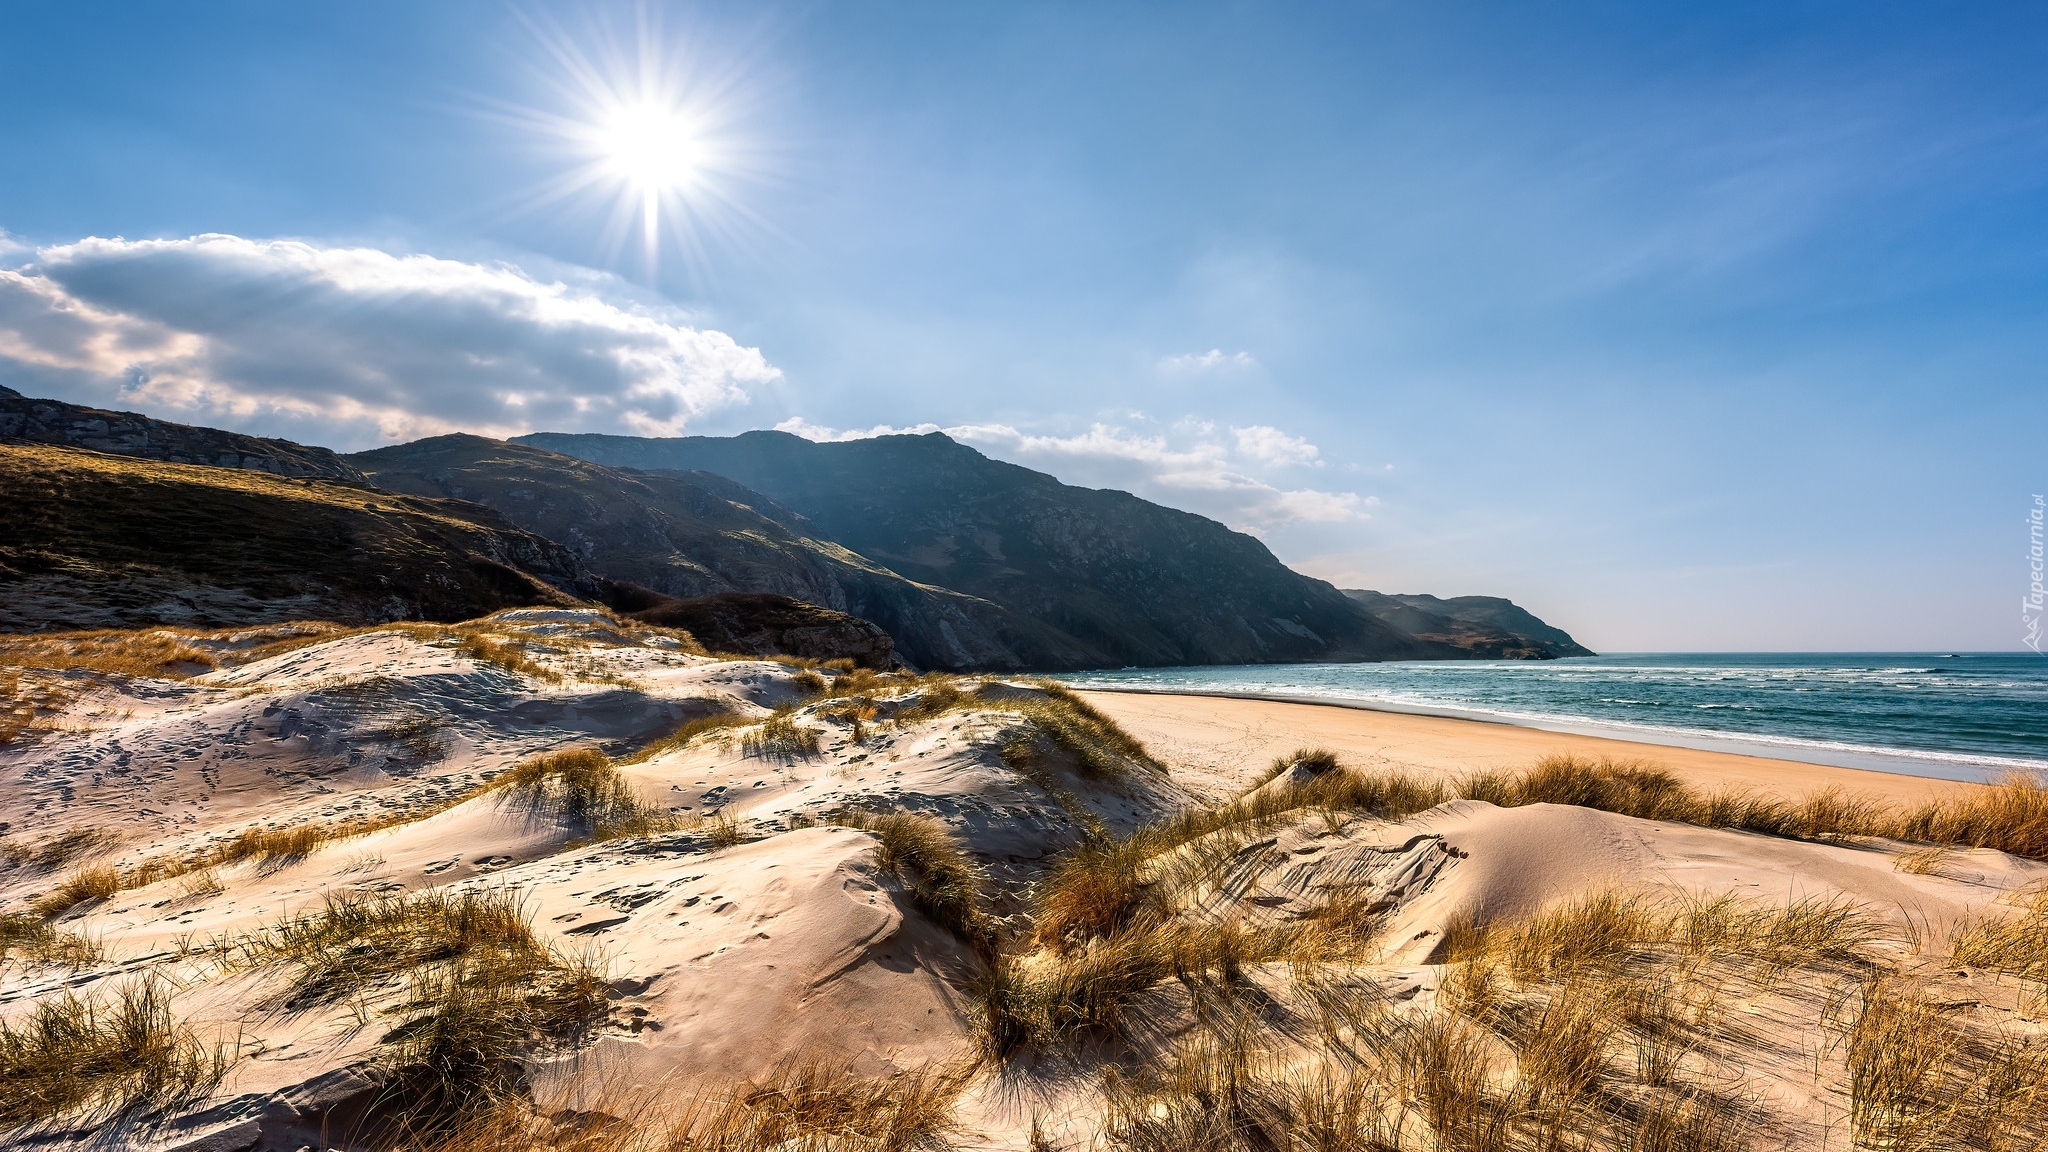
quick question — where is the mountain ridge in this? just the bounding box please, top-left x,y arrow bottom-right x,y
1342,589 -> 1596,659
517,429 -> 1459,668
0,384 -> 367,482
345,433 -> 1074,669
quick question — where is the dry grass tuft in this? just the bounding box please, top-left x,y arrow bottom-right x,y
0,976 -> 235,1129
1018,683 -> 1163,780
493,748 -> 669,840
237,888 -> 606,1128
1895,774 -> 2048,861
1893,846 -> 1953,875
977,921 -> 1297,1058
1842,975 -> 2048,1150
835,811 -> 997,959
1948,886 -> 2048,981
742,713 -> 821,761
33,864 -> 123,917
629,708 -> 751,761
215,822 -> 331,865
398,1062 -> 967,1152
237,887 -> 550,1004
0,911 -> 101,967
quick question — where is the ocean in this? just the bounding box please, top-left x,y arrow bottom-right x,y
1051,653 -> 2048,783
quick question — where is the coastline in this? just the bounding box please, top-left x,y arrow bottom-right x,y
1063,682 -> 2027,784
1074,688 -> 1990,804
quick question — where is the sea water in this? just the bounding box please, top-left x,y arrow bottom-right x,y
1051,653 -> 2048,782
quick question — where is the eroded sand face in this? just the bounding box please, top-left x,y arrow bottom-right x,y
1,620 -> 2042,1151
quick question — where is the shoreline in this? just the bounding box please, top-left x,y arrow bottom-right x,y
1064,683 -> 2021,784
1073,689 -> 1986,804
1073,680 -> 2015,787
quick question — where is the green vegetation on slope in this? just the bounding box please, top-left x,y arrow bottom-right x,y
0,443 -> 595,632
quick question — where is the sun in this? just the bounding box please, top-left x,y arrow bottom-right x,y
489,9 -> 765,281
597,103 -> 703,192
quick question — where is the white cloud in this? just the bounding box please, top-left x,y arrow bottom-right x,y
773,416 -> 942,442
779,416 -> 1374,530
0,234 -> 779,449
1158,348 -> 1258,373
1232,424 -> 1321,466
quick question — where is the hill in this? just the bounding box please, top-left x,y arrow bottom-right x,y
1343,589 -> 1596,659
517,429 -> 1450,668
346,434 -> 1077,670
0,384 -> 366,482
0,442 -> 596,631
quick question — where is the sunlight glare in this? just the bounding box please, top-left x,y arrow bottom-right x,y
599,104 -> 701,191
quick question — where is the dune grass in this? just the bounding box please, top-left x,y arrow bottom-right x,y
1843,975 -> 2048,1150
0,976 -> 236,1129
1948,886 -> 2048,981
0,629 -> 220,679
396,1062 -> 968,1152
33,864 -> 124,917
741,712 -> 821,761
835,810 -> 999,961
1010,683 -> 1164,781
977,920 -> 1306,1059
491,747 -> 671,841
235,887 -> 606,1128
0,911 -> 101,967
977,744 -> 2048,1149
627,707 -> 753,761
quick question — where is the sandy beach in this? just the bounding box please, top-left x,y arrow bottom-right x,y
1078,688 -> 1983,805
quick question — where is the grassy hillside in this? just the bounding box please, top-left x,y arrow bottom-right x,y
0,443 -> 594,632
1,385 -> 365,481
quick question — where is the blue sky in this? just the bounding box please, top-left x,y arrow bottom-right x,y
2,2 -> 2043,652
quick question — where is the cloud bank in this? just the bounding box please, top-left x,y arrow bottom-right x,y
775,416 -> 1373,532
0,234 -> 778,449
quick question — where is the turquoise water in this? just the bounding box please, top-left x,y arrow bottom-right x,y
1051,654 -> 2048,782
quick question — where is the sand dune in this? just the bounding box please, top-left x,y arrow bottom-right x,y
2,618 -> 2044,1150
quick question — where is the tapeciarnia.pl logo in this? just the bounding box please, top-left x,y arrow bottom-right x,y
2027,494 -> 2045,653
